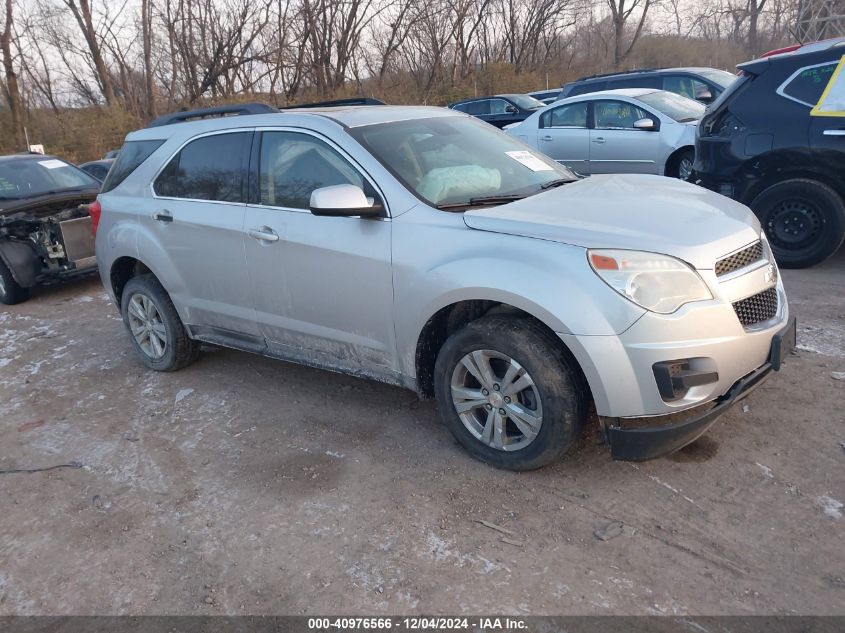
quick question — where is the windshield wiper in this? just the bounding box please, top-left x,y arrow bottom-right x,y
436,194 -> 527,210
539,178 -> 574,190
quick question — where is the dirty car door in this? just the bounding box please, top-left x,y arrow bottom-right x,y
148,130 -> 259,337
243,129 -> 397,379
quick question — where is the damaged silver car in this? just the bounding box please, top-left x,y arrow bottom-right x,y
0,154 -> 100,304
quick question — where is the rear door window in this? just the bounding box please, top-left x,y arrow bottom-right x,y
663,75 -> 710,100
101,139 -> 164,193
466,100 -> 491,116
613,76 -> 661,90
542,102 -> 588,128
154,132 -> 251,202
780,62 -> 838,106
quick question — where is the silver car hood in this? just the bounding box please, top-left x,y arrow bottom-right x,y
463,174 -> 760,270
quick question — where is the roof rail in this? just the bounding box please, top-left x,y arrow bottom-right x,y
576,68 -> 660,82
147,103 -> 279,128
284,97 -> 386,109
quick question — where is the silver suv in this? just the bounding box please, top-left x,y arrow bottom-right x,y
93,103 -> 796,470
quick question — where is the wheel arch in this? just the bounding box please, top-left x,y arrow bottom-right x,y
664,145 -> 694,178
413,298 -> 590,400
109,256 -> 157,308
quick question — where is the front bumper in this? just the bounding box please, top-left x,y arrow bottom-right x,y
605,316 -> 796,460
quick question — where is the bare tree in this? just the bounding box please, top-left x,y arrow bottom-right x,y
63,0 -> 117,105
606,0 -> 656,66
1,0 -> 24,147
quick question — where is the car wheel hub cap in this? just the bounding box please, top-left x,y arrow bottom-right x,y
768,200 -> 822,248
679,158 -> 693,180
127,293 -> 167,359
450,349 -> 543,452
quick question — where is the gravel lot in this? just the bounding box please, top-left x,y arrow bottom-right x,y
1,251 -> 843,616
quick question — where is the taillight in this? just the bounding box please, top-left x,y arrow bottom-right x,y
88,199 -> 102,235
702,110 -> 745,138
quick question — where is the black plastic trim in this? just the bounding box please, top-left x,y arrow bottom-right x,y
608,317 -> 796,461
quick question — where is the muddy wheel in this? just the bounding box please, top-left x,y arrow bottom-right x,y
0,258 -> 30,305
121,274 -> 200,371
433,315 -> 588,470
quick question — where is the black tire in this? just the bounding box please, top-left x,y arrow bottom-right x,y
751,179 -> 845,269
433,315 -> 588,471
667,149 -> 694,181
0,258 -> 30,305
120,274 -> 200,371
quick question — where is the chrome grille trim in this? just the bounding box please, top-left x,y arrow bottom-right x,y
716,241 -> 764,277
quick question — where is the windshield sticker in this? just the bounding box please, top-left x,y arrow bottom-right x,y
38,159 -> 68,169
505,150 -> 553,172
812,55 -> 845,117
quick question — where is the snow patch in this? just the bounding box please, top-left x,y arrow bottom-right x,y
817,496 -> 843,519
175,388 -> 194,403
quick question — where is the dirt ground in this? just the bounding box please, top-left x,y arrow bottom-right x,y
1,251 -> 843,616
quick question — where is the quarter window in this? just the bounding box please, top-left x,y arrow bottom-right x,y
781,63 -> 838,106
258,131 -> 372,209
541,102 -> 588,128
154,132 -> 250,202
592,100 -> 651,130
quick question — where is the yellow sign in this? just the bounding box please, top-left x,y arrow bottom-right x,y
811,54 -> 845,117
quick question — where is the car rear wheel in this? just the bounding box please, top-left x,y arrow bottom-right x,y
121,274 -> 200,371
0,258 -> 30,305
433,315 -> 587,470
751,179 -> 845,268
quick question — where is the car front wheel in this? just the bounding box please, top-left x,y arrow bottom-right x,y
0,258 -> 30,305
751,178 -> 845,268
433,315 -> 588,470
120,274 -> 200,371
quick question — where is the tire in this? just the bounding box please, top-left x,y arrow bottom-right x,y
120,274 -> 200,371
0,258 -> 30,305
433,315 -> 588,471
751,179 -> 845,269
668,149 -> 694,181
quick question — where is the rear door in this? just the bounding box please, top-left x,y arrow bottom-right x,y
147,130 -> 258,336
537,102 -> 590,173
242,129 -> 397,377
588,100 -> 661,174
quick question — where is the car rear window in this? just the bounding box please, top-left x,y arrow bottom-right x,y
101,139 -> 165,193
781,62 -> 838,106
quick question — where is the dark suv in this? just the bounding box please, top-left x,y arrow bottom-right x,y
448,94 -> 546,128
694,38 -> 845,268
561,68 -> 737,104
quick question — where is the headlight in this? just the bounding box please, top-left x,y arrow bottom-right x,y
588,249 -> 712,314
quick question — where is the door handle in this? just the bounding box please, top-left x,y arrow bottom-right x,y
592,137 -> 606,144
540,135 -> 553,141
152,210 -> 173,223
247,226 -> 280,242
823,129 -> 845,136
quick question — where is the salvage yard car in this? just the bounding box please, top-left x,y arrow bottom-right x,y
506,88 -> 703,179
0,153 -> 100,304
94,103 -> 795,470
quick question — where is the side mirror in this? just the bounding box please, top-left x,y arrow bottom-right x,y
505,105 -> 518,114
633,118 -> 656,130
695,89 -> 714,103
309,184 -> 383,218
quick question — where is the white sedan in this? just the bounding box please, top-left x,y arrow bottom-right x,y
506,88 -> 704,179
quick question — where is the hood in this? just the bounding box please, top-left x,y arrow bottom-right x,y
463,174 -> 760,270
0,190 -> 98,217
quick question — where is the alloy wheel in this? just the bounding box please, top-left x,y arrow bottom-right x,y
450,349 -> 543,451
127,292 -> 168,359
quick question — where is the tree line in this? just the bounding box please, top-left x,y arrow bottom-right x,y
1,0 -> 797,160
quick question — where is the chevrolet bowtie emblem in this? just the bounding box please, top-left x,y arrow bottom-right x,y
763,264 -> 778,285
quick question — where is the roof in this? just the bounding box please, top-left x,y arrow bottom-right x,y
0,153 -> 60,163
576,67 -> 720,82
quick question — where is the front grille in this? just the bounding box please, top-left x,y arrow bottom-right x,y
716,241 -> 764,276
732,287 -> 778,327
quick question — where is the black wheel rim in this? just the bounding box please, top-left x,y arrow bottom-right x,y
765,198 -> 823,251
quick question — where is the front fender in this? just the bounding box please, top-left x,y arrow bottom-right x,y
392,207 -> 645,379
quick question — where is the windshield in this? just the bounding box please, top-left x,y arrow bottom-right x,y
508,94 -> 546,110
697,69 -> 738,89
637,91 -> 706,122
0,158 -> 99,200
349,116 -> 577,208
